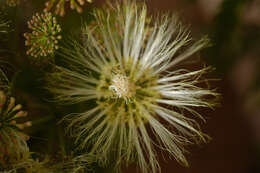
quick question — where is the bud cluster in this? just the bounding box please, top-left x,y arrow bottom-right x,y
24,12 -> 62,58
0,91 -> 31,135
44,0 -> 93,16
0,91 -> 31,166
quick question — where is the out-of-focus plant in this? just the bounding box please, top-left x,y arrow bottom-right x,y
0,14 -> 9,34
6,0 -> 20,7
6,153 -> 93,173
44,0 -> 93,16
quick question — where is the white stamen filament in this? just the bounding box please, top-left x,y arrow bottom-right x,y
109,74 -> 135,98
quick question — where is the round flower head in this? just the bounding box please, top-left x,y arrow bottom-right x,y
24,12 -> 62,58
0,91 -> 31,168
44,0 -> 93,16
48,1 -> 217,173
6,0 -> 20,7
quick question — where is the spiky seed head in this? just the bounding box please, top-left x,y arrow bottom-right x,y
24,12 -> 62,58
47,1 -> 218,173
44,0 -> 94,16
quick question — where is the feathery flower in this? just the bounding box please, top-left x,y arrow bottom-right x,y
0,90 -> 31,169
44,0 -> 93,16
24,12 -> 62,58
6,0 -> 20,7
48,1 -> 217,173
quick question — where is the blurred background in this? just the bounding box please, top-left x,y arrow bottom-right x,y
1,0 -> 260,172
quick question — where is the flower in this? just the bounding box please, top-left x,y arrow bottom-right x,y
6,0 -> 20,7
44,0 -> 93,16
0,90 -> 31,169
47,1 -> 217,173
24,12 -> 62,58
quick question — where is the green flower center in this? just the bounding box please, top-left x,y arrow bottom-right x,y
95,59 -> 161,123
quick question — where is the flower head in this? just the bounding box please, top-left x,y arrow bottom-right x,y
48,1 -> 217,173
24,12 -> 62,58
44,0 -> 93,16
0,91 -> 31,168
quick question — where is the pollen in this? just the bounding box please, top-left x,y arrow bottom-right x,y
109,74 -> 135,99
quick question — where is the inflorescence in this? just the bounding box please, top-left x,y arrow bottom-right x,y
47,1 -> 218,173
24,12 -> 62,58
0,91 -> 31,168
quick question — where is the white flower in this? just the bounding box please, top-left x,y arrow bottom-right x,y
48,1 -> 218,173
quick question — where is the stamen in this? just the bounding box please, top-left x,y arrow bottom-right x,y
109,74 -> 135,99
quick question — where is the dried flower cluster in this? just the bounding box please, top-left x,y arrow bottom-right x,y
0,91 -> 31,168
44,0 -> 93,16
47,1 -> 217,173
6,0 -> 20,7
24,12 -> 62,58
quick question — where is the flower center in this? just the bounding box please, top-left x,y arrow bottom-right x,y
109,74 -> 135,99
